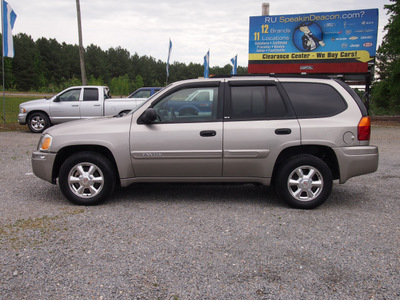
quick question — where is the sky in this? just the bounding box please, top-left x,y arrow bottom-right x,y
9,0 -> 391,68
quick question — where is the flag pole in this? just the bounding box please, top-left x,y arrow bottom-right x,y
166,38 -> 172,86
2,0 -> 6,125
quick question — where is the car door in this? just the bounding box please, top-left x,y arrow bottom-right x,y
80,87 -> 103,118
223,80 -> 301,178
130,82 -> 223,177
49,88 -> 82,123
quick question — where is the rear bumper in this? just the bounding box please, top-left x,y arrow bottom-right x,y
334,146 -> 379,183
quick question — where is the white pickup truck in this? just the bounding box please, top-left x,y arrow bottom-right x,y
18,86 -> 147,133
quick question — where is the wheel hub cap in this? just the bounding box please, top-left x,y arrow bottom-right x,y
288,165 -> 323,202
68,163 -> 104,198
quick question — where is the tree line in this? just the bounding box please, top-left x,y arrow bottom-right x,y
372,0 -> 400,114
1,0 -> 400,115
0,33 -> 247,95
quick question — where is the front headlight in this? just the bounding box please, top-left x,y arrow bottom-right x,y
20,107 -> 26,113
38,134 -> 52,152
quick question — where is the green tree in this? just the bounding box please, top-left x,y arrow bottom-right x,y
109,74 -> 133,96
12,34 -> 42,91
133,74 -> 144,90
85,44 -> 110,82
373,0 -> 400,113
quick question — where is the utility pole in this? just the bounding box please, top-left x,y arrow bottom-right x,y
262,3 -> 270,16
76,0 -> 87,85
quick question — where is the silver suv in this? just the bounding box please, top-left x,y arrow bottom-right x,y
32,76 -> 379,209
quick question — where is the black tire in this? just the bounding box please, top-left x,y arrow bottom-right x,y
118,110 -> 131,116
59,152 -> 116,205
27,112 -> 51,133
275,154 -> 333,209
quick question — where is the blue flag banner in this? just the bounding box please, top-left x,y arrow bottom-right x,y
2,0 -> 17,58
204,51 -> 209,78
166,39 -> 172,77
230,55 -> 238,75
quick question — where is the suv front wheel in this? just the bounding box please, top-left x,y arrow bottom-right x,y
276,154 -> 333,209
59,152 -> 116,205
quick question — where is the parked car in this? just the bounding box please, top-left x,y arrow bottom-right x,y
127,87 -> 162,98
18,86 -> 146,133
32,76 -> 379,209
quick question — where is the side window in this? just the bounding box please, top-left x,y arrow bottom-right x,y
83,88 -> 99,101
282,82 -> 348,118
230,85 -> 288,120
132,90 -> 151,98
152,86 -> 218,123
59,89 -> 81,102
104,88 -> 111,99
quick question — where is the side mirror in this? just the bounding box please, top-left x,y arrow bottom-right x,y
53,96 -> 60,102
140,108 -> 158,123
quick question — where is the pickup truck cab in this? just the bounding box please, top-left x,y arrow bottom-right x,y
32,76 -> 379,209
18,86 -> 146,133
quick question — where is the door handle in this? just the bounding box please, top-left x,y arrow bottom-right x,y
200,130 -> 217,137
275,128 -> 292,135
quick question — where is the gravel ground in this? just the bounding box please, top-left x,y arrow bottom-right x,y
0,126 -> 399,299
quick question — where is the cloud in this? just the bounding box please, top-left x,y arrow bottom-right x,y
11,0 -> 390,67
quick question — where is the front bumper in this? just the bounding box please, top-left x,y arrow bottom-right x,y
32,151 -> 57,184
334,145 -> 379,183
18,113 -> 27,125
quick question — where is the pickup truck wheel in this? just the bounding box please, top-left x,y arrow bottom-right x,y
59,152 -> 116,205
28,112 -> 50,133
118,110 -> 130,116
276,155 -> 332,209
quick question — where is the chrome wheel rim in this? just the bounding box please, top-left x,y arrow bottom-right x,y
287,165 -> 323,202
68,162 -> 104,198
31,116 -> 45,131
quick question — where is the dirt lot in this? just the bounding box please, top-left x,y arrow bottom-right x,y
0,124 -> 399,299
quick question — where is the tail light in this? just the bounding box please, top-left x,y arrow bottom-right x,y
358,116 -> 371,141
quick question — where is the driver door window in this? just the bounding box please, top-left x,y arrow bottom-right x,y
59,89 -> 81,101
153,87 -> 218,123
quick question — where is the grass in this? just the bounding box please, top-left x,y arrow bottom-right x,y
0,93 -> 52,131
1,93 -> 51,123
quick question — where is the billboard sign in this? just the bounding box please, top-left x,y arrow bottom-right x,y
248,9 -> 379,74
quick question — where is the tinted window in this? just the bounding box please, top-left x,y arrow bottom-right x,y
152,86 -> 218,123
83,88 -> 99,101
335,79 -> 368,116
230,85 -> 288,120
132,90 -> 151,98
282,82 -> 347,118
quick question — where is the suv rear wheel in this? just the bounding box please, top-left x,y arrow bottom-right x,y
276,154 -> 333,209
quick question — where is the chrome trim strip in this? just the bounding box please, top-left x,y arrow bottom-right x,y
132,150 -> 222,159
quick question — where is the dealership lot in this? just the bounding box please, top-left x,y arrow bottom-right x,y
0,126 -> 399,299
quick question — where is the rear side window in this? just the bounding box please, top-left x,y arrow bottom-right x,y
230,85 -> 289,120
83,88 -> 99,101
282,82 -> 347,118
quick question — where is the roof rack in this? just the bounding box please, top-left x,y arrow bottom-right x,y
210,73 -> 333,79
